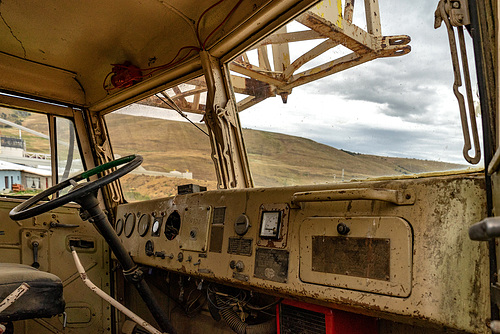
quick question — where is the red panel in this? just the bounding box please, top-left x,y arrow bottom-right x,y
278,300 -> 378,334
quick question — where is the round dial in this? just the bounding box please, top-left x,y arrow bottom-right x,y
124,213 -> 136,238
138,214 -> 151,237
165,211 -> 181,240
115,218 -> 124,236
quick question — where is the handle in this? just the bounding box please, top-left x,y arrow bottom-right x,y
469,217 -> 500,241
291,188 -> 415,207
31,241 -> 40,269
50,222 -> 79,228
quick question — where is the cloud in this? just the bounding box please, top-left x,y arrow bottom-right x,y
239,0 -> 481,166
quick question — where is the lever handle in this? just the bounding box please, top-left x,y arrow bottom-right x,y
50,222 -> 79,228
291,188 -> 415,207
469,217 -> 500,241
31,241 -> 40,269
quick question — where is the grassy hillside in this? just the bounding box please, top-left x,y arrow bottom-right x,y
1,110 -> 466,200
105,113 -> 466,191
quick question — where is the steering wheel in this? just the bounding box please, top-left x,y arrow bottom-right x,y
9,155 -> 142,221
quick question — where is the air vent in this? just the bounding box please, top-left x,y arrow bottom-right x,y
277,300 -> 378,334
279,304 -> 325,334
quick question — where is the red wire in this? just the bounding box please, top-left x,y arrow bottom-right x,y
104,0 -> 243,91
202,0 -> 243,50
104,46 -> 200,91
196,0 -> 226,47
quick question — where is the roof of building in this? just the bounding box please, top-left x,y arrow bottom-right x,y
0,160 -> 51,177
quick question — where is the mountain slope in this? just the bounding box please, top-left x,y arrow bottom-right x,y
105,113 -> 466,188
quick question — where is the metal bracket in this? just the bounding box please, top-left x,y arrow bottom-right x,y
435,0 -> 480,164
122,266 -> 144,283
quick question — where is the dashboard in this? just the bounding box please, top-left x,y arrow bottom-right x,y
114,173 -> 488,332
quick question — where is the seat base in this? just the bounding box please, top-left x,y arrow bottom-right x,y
0,263 -> 64,322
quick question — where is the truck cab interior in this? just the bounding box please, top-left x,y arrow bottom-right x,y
0,1 -> 497,333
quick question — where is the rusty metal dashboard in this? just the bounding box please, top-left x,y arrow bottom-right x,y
115,172 -> 489,333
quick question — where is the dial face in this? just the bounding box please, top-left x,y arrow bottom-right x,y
115,219 -> 124,236
138,214 -> 151,237
124,213 -> 136,238
151,218 -> 161,236
260,211 -> 281,239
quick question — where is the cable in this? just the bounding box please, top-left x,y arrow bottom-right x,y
196,0 -> 226,46
104,0 -> 243,92
202,0 -> 243,50
155,93 -> 209,137
104,46 -> 201,91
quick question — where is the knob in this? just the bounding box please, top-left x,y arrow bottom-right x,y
145,240 -> 154,256
337,223 -> 350,235
155,251 -> 166,259
235,261 -> 245,272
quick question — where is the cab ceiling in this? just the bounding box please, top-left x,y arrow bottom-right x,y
0,0 -> 314,113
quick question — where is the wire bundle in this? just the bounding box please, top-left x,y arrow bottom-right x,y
103,0 -> 243,91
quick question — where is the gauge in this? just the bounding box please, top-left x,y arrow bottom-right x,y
124,213 -> 136,238
260,211 -> 281,239
115,218 -> 124,236
137,214 -> 151,237
151,217 -> 162,237
165,211 -> 181,240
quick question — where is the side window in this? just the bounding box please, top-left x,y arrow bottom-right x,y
105,76 -> 217,201
0,106 -> 82,195
55,117 -> 83,182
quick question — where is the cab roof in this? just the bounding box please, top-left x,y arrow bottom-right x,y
0,0 -> 315,114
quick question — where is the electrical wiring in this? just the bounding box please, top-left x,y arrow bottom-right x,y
201,0 -> 243,50
103,46 -> 201,91
195,0 -> 226,46
104,0 -> 242,91
245,298 -> 283,311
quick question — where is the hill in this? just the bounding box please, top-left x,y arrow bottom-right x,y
105,113 -> 466,193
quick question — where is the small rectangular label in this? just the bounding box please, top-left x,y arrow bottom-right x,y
312,236 -> 390,281
228,237 -> 253,256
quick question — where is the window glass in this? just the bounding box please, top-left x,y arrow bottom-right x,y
0,106 -> 51,194
0,106 -> 83,195
105,77 -> 217,201
231,0 -> 480,187
56,117 -> 83,195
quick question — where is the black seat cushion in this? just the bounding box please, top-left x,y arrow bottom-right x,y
0,263 -> 64,321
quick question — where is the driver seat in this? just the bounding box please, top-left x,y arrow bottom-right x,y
0,263 -> 65,322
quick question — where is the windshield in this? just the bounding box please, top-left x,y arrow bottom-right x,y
105,79 -> 218,202
231,0 -> 479,187
107,0 -> 480,196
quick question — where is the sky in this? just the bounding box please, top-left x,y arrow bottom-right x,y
236,0 -> 482,165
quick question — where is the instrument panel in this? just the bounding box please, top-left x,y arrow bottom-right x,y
114,173 -> 489,332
